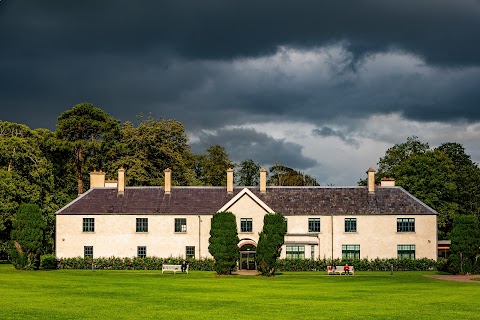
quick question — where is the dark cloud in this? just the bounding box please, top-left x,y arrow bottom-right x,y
190,128 -> 317,170
312,127 -> 359,147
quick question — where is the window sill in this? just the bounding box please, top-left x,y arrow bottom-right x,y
175,232 -> 187,234
240,231 -> 254,234
396,232 -> 416,234
344,231 -> 358,234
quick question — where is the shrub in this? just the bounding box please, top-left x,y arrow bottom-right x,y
256,213 -> 287,276
40,254 -> 58,269
208,211 -> 239,275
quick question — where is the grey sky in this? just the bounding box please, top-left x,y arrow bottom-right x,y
1,0 -> 479,185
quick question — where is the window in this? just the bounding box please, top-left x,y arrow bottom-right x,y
398,245 -> 415,259
175,218 -> 187,233
136,218 -> 148,232
397,218 -> 415,232
286,245 -> 305,259
84,246 -> 93,258
186,246 -> 195,258
311,246 -> 315,259
345,218 -> 357,232
284,218 -> 288,233
308,218 -> 320,233
342,244 -> 360,259
83,218 -> 94,232
137,246 -> 147,258
240,218 -> 253,232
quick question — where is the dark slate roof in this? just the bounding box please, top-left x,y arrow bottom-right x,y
56,186 -> 437,215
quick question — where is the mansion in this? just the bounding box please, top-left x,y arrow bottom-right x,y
55,167 -> 438,270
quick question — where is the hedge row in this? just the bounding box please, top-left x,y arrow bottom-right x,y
50,256 -> 447,272
276,257 -> 447,272
56,257 -> 215,271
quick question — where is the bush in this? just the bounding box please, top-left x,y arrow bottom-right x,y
256,213 -> 287,276
40,254 -> 58,269
208,211 -> 239,275
57,256 -> 215,271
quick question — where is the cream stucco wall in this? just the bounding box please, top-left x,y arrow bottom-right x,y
56,192 -> 437,260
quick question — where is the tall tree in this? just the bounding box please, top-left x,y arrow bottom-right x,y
195,145 -> 235,186
448,215 -> 480,274
256,213 -> 287,277
0,122 -> 60,253
236,159 -> 261,186
56,103 -> 121,194
268,164 -> 319,186
208,211 -> 239,275
9,204 -> 45,270
115,117 -> 196,186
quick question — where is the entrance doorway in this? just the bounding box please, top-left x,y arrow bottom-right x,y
239,244 -> 256,270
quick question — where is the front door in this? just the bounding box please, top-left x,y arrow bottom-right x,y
239,244 -> 256,270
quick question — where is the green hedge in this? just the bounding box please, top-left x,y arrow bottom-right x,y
40,254 -> 57,269
57,257 -> 215,271
55,256 -> 447,272
276,257 -> 447,272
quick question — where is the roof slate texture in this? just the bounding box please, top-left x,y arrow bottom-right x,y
57,186 -> 437,216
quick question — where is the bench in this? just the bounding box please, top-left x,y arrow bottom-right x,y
162,264 -> 188,274
327,265 -> 354,275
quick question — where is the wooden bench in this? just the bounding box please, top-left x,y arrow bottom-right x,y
162,264 -> 188,274
327,265 -> 354,275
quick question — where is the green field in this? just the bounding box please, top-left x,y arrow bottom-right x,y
1,264 -> 479,319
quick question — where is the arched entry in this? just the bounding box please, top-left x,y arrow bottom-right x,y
238,239 -> 257,270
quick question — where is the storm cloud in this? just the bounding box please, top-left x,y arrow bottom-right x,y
1,0 -> 480,184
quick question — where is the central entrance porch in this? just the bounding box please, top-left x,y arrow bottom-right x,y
239,243 -> 256,270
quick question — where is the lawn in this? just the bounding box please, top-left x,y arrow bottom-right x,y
1,264 -> 479,319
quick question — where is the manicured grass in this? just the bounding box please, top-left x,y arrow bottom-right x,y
1,264 -> 479,319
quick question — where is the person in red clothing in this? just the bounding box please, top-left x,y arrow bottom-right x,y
344,263 -> 350,275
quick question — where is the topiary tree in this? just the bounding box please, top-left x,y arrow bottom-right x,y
256,213 -> 287,276
448,215 -> 480,274
9,203 -> 46,270
208,211 -> 239,274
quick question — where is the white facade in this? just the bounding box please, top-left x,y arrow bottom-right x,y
56,187 -> 438,261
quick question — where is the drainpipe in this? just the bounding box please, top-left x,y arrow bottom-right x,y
331,214 -> 334,260
198,215 -> 201,259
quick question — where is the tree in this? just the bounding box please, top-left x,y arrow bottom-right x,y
268,165 -> 319,186
208,211 -> 239,275
56,103 -> 121,194
195,145 -> 235,186
256,213 -> 287,276
393,150 -> 458,238
0,122 -> 62,254
378,136 -> 429,176
9,204 -> 46,270
115,117 -> 196,186
448,215 -> 480,274
236,159 -> 260,186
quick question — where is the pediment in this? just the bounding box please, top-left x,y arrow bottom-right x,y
218,188 -> 275,213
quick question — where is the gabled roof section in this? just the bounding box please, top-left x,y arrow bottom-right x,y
218,188 -> 275,213
56,186 -> 438,215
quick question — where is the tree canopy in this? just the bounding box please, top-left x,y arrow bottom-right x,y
208,211 -> 239,275
256,213 -> 287,276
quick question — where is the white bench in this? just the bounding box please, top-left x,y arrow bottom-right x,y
162,264 -> 188,274
327,265 -> 354,275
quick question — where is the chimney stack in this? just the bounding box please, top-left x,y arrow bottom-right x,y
89,169 -> 106,189
227,168 -> 234,194
260,168 -> 267,193
164,168 -> 172,194
381,177 -> 396,187
118,167 -> 125,195
367,167 -> 375,194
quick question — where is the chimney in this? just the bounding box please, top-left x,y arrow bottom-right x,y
367,167 -> 375,194
118,167 -> 125,195
89,169 -> 106,189
260,168 -> 267,193
227,168 -> 234,194
381,177 -> 396,187
164,168 -> 172,194
104,178 -> 118,188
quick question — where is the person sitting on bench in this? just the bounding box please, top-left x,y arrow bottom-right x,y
344,263 -> 350,275
181,260 -> 188,273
